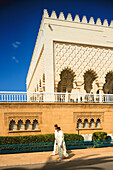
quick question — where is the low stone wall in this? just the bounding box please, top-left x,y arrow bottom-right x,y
0,102 -> 113,136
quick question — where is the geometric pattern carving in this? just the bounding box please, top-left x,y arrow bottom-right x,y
54,42 -> 113,83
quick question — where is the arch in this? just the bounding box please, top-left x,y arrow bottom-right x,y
43,73 -> 45,82
84,69 -> 98,93
37,84 -> 38,91
57,67 -> 76,93
17,120 -> 24,130
32,119 -> 38,130
96,118 -> 101,128
39,79 -> 41,87
25,119 -> 31,130
83,119 -> 88,128
90,119 -> 94,128
9,120 -> 16,130
103,72 -> 113,94
77,119 -> 82,128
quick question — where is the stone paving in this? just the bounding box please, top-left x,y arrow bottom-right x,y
0,147 -> 113,169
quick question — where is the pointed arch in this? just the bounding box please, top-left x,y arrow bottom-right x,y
32,119 -> 38,130
84,69 -> 98,93
83,119 -> 88,128
17,119 -> 24,130
57,67 -> 76,93
43,73 -> 45,83
77,119 -> 82,128
103,71 -> 113,94
25,119 -> 31,130
9,119 -> 16,130
90,119 -> 94,128
96,118 -> 101,128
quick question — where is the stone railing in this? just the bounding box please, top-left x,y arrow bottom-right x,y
0,91 -> 113,103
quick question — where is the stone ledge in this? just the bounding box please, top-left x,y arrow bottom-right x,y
76,128 -> 103,130
8,129 -> 41,133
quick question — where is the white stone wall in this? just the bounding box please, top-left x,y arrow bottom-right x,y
26,9 -> 113,94
27,48 -> 44,92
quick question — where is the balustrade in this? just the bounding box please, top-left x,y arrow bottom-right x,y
0,92 -> 113,103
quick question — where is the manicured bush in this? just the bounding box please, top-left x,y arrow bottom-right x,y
92,132 -> 108,148
92,132 -> 107,141
0,134 -> 54,145
64,133 -> 84,141
0,133 -> 83,145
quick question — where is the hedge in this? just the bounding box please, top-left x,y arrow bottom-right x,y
64,133 -> 83,141
92,132 -> 107,141
0,133 -> 84,145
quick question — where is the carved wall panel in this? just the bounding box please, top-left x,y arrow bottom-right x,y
54,42 -> 113,84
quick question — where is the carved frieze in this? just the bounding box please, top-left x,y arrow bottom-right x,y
54,42 -> 113,82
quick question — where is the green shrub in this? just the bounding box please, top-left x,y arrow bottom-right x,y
0,133 -> 83,145
92,132 -> 107,148
64,133 -> 84,141
92,132 -> 107,141
0,134 -> 54,145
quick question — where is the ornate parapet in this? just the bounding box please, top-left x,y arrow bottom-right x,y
43,9 -> 113,27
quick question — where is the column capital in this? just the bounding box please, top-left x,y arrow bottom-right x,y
96,78 -> 105,88
75,80 -> 84,89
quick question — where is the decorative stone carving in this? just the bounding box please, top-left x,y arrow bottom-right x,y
54,42 -> 113,92
4,112 -> 42,132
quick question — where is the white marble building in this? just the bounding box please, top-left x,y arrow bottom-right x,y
26,9 -> 113,96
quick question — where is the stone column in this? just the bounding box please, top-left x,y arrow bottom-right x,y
16,123 -> 18,130
94,121 -> 97,128
23,124 -> 26,130
88,121 -> 91,128
82,122 -> 84,128
54,80 -> 59,92
75,80 -> 84,102
96,79 -> 105,103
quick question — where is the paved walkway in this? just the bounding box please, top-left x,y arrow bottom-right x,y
1,147 -> 113,169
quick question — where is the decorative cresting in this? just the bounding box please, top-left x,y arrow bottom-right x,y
84,70 -> 97,93
57,68 -> 76,92
103,71 -> 113,94
43,9 -> 113,27
54,42 -> 113,84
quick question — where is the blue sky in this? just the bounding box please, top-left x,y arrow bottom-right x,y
0,0 -> 113,91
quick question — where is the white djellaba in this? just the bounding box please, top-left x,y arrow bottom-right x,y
56,128 -> 68,160
51,129 -> 58,155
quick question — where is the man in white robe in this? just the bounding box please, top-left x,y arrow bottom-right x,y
50,124 -> 58,155
56,127 -> 68,161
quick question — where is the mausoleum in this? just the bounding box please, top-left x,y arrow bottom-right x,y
0,10 -> 113,139
27,9 -> 113,98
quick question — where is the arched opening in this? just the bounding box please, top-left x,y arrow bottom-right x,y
9,120 -> 16,130
32,119 -> 38,130
83,119 -> 88,128
25,119 -> 31,130
77,119 -> 82,128
17,120 -> 24,130
90,119 -> 94,128
84,70 -> 97,93
43,73 -> 45,83
103,72 -> 113,94
37,84 -> 38,91
96,119 -> 100,128
39,79 -> 41,87
57,68 -> 75,93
